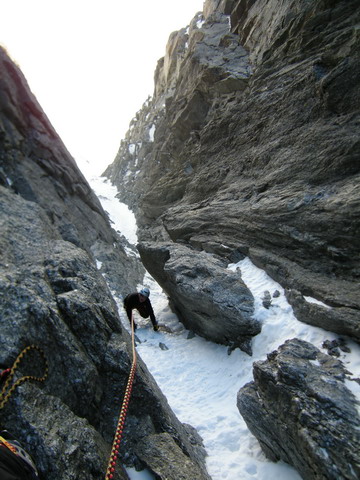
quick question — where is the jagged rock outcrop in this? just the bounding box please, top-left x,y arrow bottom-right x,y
237,338 -> 360,480
105,0 -> 360,348
286,288 -> 360,340
0,46 -> 210,479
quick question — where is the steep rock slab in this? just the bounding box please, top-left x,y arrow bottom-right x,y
5,390 -> 116,480
0,49 -> 210,478
0,45 -> 143,298
104,8 -> 251,218
237,338 -> 360,480
138,242 -> 259,354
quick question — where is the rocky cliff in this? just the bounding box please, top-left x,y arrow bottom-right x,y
104,0 -> 360,478
1,0 -> 359,478
105,0 -> 359,348
0,46 -> 210,479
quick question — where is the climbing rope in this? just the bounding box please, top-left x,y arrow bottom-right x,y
0,345 -> 48,409
0,435 -> 18,455
105,313 -> 137,480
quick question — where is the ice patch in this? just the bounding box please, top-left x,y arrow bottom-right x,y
125,467 -> 155,479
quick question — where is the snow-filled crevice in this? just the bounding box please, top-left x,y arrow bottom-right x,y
89,175 -> 360,480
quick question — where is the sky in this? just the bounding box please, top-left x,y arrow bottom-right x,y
90,175 -> 360,480
0,0 -> 204,176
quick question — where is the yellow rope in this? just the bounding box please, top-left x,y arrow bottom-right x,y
0,345 -> 48,409
0,435 -> 18,455
105,314 -> 137,479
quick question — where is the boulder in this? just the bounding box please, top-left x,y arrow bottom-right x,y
136,432 -> 210,480
237,338 -> 360,480
138,242 -> 259,354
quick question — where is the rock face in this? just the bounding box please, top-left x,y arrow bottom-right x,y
0,46 -> 210,479
105,0 -> 360,348
237,338 -> 360,480
2,0 -> 359,477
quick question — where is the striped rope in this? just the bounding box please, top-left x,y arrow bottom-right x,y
0,436 -> 18,455
105,313 -> 137,479
0,345 -> 48,409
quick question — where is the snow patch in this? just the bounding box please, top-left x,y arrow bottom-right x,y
89,176 -> 137,245
196,18 -> 205,29
124,245 -> 139,258
149,124 -> 155,142
345,379 -> 360,415
304,296 -> 332,309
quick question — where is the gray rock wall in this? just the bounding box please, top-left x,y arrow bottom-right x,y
105,0 -> 360,345
0,46 -> 210,479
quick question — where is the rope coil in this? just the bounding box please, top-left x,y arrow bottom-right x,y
105,314 -> 137,480
0,345 -> 48,409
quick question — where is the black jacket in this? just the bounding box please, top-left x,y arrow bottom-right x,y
123,293 -> 157,327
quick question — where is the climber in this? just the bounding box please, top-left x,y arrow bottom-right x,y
123,287 -> 159,331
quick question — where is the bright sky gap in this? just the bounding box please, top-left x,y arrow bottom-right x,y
0,0 -> 204,176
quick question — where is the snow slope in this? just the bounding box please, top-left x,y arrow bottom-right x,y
90,176 -> 360,480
